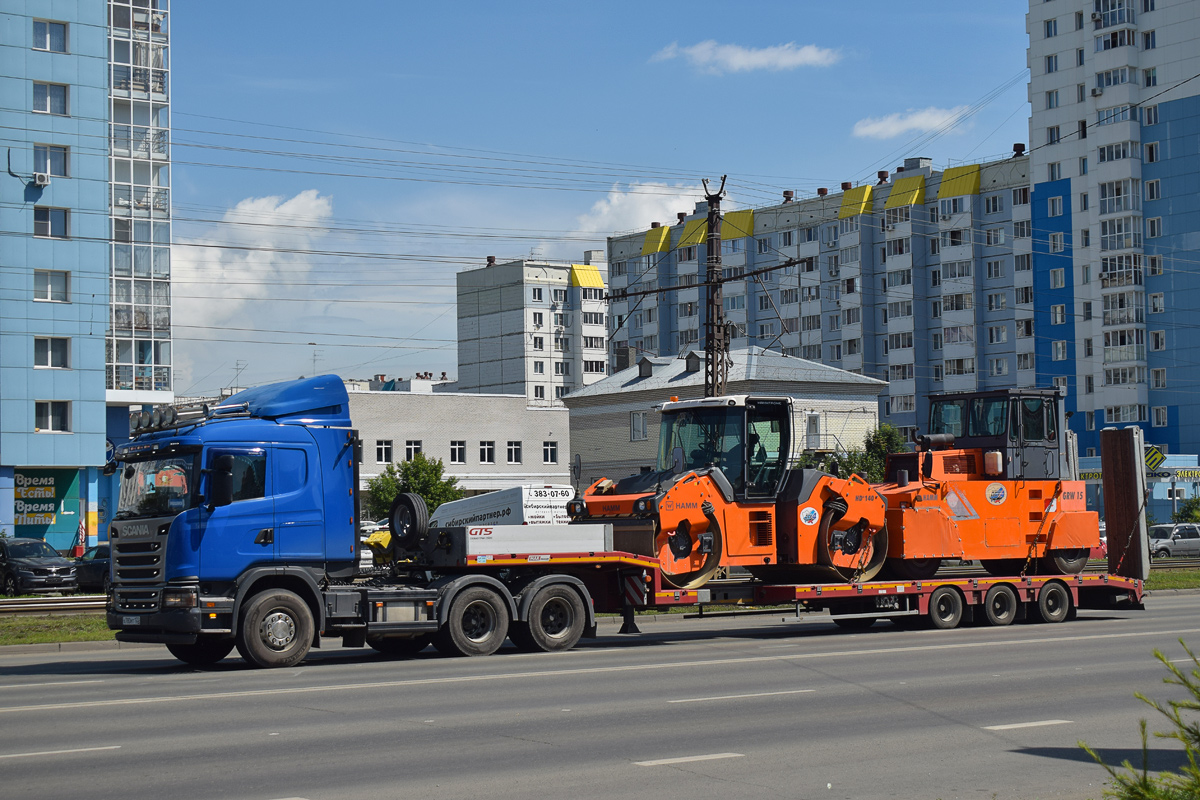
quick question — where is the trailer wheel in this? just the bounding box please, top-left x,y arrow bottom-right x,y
983,585 -> 1018,627
166,638 -> 235,666
366,633 -> 431,657
434,586 -> 510,657
928,587 -> 963,629
511,585 -> 586,652
1036,581 -> 1070,624
237,589 -> 314,668
832,616 -> 876,630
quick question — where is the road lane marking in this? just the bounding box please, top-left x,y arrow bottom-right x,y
0,680 -> 103,690
636,753 -> 744,766
0,745 -> 120,759
669,689 -> 815,704
4,626 -> 1199,716
984,720 -> 1073,731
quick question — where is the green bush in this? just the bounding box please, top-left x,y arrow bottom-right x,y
1080,641 -> 1200,798
364,453 -> 464,520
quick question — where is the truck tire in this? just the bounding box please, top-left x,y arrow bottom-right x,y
389,493 -> 429,552
1035,581 -> 1070,624
1044,549 -> 1089,575
434,586 -> 509,657
983,584 -> 1018,626
928,586 -> 963,629
167,638 -> 235,666
367,633 -> 431,657
510,585 -> 586,652
237,589 -> 314,668
886,557 -> 941,581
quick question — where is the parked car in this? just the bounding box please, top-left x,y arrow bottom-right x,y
1149,524 -> 1200,558
359,518 -> 388,534
0,538 -> 77,596
74,544 -> 111,592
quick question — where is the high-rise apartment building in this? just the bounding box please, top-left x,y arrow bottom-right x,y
1027,0 -> 1200,456
606,156 -> 1032,439
456,252 -> 609,405
0,1 -> 172,548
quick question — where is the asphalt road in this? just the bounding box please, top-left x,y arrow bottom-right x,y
1,596 -> 1197,800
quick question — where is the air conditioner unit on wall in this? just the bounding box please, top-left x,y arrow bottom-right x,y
33,172 -> 50,187
1091,11 -> 1102,20
1091,87 -> 1103,97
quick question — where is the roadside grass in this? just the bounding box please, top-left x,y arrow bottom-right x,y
0,615 -> 114,646
1146,569 -> 1200,590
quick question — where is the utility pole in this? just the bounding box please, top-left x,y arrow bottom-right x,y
703,176 -> 728,397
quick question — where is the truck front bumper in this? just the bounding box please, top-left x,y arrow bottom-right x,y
109,607 -> 203,644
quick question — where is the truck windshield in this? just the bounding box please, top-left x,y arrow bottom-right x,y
657,407 -> 744,490
115,454 -> 197,519
929,398 -> 1009,438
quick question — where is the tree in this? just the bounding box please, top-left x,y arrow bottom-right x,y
1171,497 -> 1200,524
795,423 -> 908,484
1080,641 -> 1200,798
365,453 -> 464,520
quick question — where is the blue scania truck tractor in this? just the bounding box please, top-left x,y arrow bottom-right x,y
106,375 -> 622,668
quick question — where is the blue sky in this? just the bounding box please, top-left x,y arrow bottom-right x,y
169,0 -> 1034,395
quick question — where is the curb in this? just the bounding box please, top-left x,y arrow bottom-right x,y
1147,588 -> 1200,596
0,639 -> 156,656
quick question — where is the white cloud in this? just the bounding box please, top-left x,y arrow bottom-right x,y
570,182 -> 705,244
652,40 -> 840,75
852,106 -> 972,140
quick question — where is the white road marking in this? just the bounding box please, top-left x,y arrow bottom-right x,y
636,752 -> 744,767
1169,658 -> 1197,664
0,745 -> 121,759
669,689 -> 814,704
4,626 -> 1198,716
984,719 -> 1073,731
0,680 -> 103,691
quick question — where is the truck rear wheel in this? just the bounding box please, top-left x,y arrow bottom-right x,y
237,589 -> 314,668
1036,581 -> 1070,624
434,586 -> 509,657
511,585 -> 586,652
167,638 -> 235,666
983,585 -> 1018,626
367,633 -> 431,657
928,587 -> 963,629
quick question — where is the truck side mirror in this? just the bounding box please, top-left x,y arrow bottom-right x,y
103,461 -> 118,476
208,454 -> 235,510
922,450 -> 934,479
671,446 -> 685,475
124,464 -> 135,480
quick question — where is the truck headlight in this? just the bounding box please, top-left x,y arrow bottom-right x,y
162,588 -> 198,608
567,500 -> 586,517
634,497 -> 656,514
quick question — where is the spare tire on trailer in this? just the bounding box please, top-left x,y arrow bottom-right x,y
389,492 -> 429,553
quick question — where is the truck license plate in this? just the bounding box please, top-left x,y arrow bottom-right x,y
122,616 -> 140,625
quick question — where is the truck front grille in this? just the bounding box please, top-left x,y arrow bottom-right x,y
114,587 -> 161,613
112,538 -> 165,583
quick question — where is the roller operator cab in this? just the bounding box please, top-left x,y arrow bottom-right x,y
107,375 -> 361,665
875,388 -> 1100,580
576,396 -> 889,588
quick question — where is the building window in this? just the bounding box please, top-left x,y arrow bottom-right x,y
1015,254 -> 1031,272
1152,368 -> 1166,389
582,311 -> 604,325
1085,338 -> 1094,357
1148,255 -> 1163,276
32,19 -> 67,52
1083,301 -> 1093,320
1145,180 -> 1160,201
1076,47 -> 1085,66
1045,54 -> 1058,73
32,82 -> 68,115
376,440 -> 392,463
1086,375 -> 1095,393
1052,341 -> 1068,361
1153,407 -> 1167,428
1046,126 -> 1060,145
1014,221 -> 1031,238
1143,30 -> 1156,50
1051,304 -> 1066,325
984,195 -> 1003,215
1150,331 -> 1165,351
1098,105 -> 1133,125
479,441 -> 495,464
989,358 -> 1009,377
1147,217 -> 1162,238
554,362 -> 570,376
33,269 -> 69,302
532,336 -> 543,351
33,145 -> 67,177
543,441 -> 558,464
1044,18 -> 1057,37
554,386 -> 568,399
1016,287 -> 1034,304
34,401 -> 69,433
1045,90 -> 1059,110
583,360 -> 606,374
34,207 -> 68,238
1149,293 -> 1164,313
1077,83 -> 1087,103
533,361 -> 544,374
1049,232 -> 1065,253
507,441 -> 522,464
630,411 -> 648,442
1013,187 -> 1030,206
1048,197 -> 1063,217
553,337 -> 570,352
1047,162 -> 1061,182
554,312 -> 569,327
533,385 -> 545,400
1145,142 -> 1159,163
532,312 -> 544,328
1144,104 -> 1159,125
405,440 -> 422,461
1080,229 -> 1091,247
988,325 -> 1008,344
449,440 -> 465,464
34,337 -> 69,369
532,287 -> 543,302
1018,353 -> 1034,371
1143,67 -> 1157,87
985,227 -> 1005,246
552,289 -> 567,303
1050,268 -> 1065,289
987,293 -> 1007,312
1016,320 -> 1034,338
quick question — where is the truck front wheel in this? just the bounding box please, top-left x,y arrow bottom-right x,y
434,586 -> 510,657
237,589 -> 314,668
167,638 -> 235,666
511,585 -> 586,652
